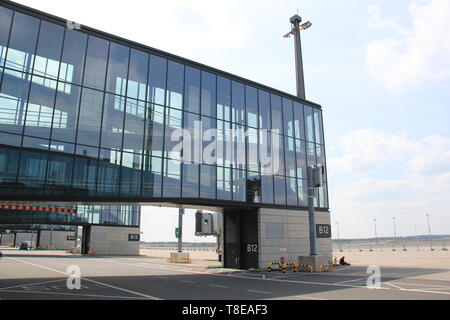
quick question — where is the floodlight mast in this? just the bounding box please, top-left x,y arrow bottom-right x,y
284,14 -> 312,100
285,14 -> 318,257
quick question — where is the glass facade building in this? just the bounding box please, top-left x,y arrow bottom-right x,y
0,2 -> 328,211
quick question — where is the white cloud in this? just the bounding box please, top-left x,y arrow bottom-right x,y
328,129 -> 450,237
365,0 -> 450,91
328,129 -> 418,175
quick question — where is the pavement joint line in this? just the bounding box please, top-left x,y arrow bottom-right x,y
95,258 -> 450,297
180,280 -> 195,284
0,289 -> 148,300
5,257 -> 162,300
385,282 -> 405,290
247,289 -> 271,294
295,296 -> 326,300
209,284 -> 229,289
0,278 -> 66,290
388,282 -> 450,289
336,277 -> 369,284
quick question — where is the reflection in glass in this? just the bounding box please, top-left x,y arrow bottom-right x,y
217,166 -> 231,200
59,29 -> 87,85
182,163 -> 199,198
5,12 -> 39,74
201,72 -> 216,118
163,158 -> 181,197
231,81 -> 245,125
246,86 -> 258,128
217,77 -> 230,121
166,61 -> 184,109
271,94 -> 283,134
0,7 -> 13,67
148,55 -> 166,105
106,42 -> 129,95
143,155 -> 162,197
127,49 -> 148,101
33,21 -> 64,83
184,66 -> 200,114
274,175 -> 286,205
83,36 -> 109,90
77,88 -> 104,147
100,93 -> 125,150
200,164 -> 216,199
51,83 -> 81,143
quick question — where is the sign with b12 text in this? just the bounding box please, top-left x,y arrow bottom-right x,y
316,224 -> 332,238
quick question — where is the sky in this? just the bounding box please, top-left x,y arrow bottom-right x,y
13,0 -> 450,241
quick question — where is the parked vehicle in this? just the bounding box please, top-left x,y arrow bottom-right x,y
19,242 -> 29,250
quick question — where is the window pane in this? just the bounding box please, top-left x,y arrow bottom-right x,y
314,108 -> 324,145
123,98 -> 145,154
258,90 -> 270,130
0,70 -> 31,134
106,43 -> 129,95
182,163 -> 199,198
59,29 -> 87,85
46,152 -> 73,192
232,169 -> 246,202
97,149 -> 120,196
164,107 -> 182,159
202,115 -> 216,165
72,146 -> 98,196
148,55 -> 166,105
17,148 -> 48,195
286,177 -> 297,206
284,136 -> 296,178
272,133 -> 284,176
143,155 -> 162,197
127,49 -> 148,101
216,119 -> 232,167
100,93 -> 125,151
283,98 -> 294,137
0,144 -> 20,192
120,152 -> 142,197
295,139 -> 307,180
271,94 -> 283,135
246,171 -> 260,203
201,71 -> 216,118
274,175 -> 286,205
0,7 -> 13,67
293,102 -> 305,140
200,164 -> 216,199
184,66 -> 200,113
145,104 -> 164,157
32,21 -> 64,81
51,83 -> 81,143
77,88 -> 104,146
83,36 -> 109,90
261,174 -> 274,204
182,111 -> 200,164
5,12 -> 39,74
304,105 -> 314,142
217,76 -> 230,121
298,178 -> 307,206
247,127 -> 259,172
23,76 -> 57,139
166,61 -> 183,109
246,86 -> 258,128
163,158 -> 181,197
231,81 -> 245,125
307,142 -> 316,167
217,166 -> 231,200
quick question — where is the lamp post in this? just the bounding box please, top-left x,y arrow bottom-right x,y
284,13 -> 317,257
283,14 -> 312,100
426,214 -> 433,251
178,208 -> 184,253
